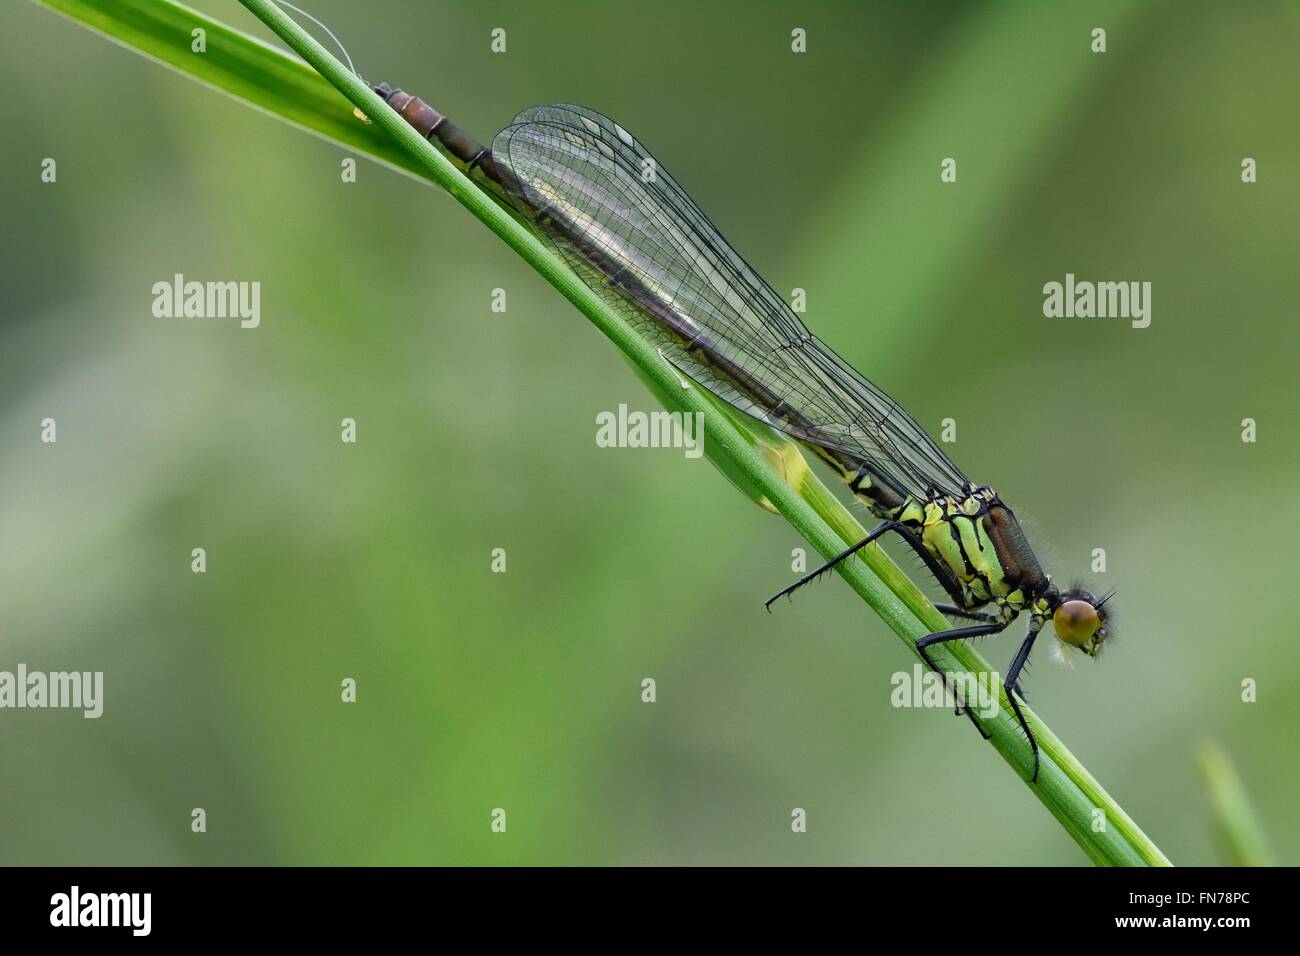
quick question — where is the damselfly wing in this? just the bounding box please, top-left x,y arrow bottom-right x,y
494,107 -> 972,508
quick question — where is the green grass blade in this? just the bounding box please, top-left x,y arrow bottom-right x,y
1198,741 -> 1277,866
37,0 -> 433,182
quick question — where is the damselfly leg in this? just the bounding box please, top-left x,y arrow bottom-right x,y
915,623 -> 1008,742
764,521 -> 969,612
763,522 -> 901,611
915,617 -> 1046,782
934,604 -> 1001,623
1002,624 -> 1044,781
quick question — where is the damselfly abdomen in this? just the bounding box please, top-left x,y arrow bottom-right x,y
374,84 -> 1115,782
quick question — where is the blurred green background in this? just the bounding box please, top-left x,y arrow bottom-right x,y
2,0 -> 1298,865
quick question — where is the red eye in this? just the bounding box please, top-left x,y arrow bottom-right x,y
1054,600 -> 1100,646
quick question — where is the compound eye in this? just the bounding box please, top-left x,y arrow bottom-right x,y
1054,600 -> 1100,646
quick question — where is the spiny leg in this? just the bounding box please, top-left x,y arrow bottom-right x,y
767,518 -> 973,614
1003,624 -> 1043,782
765,520 -> 902,610
935,603 -> 1000,623
916,622 -> 1007,740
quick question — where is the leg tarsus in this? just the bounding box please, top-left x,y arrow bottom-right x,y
1003,625 -> 1043,782
1006,695 -> 1039,782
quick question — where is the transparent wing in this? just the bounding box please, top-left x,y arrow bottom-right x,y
492,106 -> 969,499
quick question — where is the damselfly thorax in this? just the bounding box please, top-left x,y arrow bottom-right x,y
897,491 -> 1044,618
815,450 -> 1049,618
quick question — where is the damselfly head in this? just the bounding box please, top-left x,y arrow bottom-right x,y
1051,587 -> 1114,658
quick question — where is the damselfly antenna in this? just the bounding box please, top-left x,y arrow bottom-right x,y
272,0 -> 363,82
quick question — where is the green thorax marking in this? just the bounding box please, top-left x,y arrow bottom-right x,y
893,489 -> 1043,618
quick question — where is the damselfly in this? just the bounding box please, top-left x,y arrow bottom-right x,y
373,84 -> 1115,782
